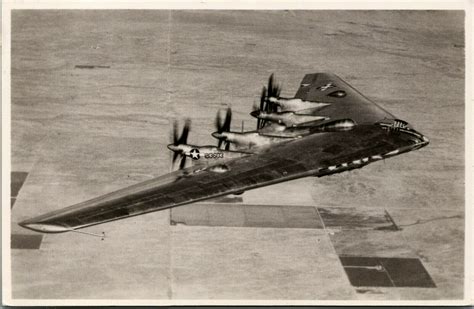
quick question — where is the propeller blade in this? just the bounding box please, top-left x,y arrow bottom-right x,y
265,78 -> 272,114
215,110 -> 222,133
257,86 -> 267,129
173,120 -> 179,145
260,86 -> 266,111
215,107 -> 232,134
224,107 -> 232,132
252,101 -> 261,128
178,119 -> 191,145
179,155 -> 186,170
267,73 -> 274,98
172,151 -> 179,165
273,80 -> 281,98
267,73 -> 281,99
225,142 -> 230,151
215,108 -> 229,148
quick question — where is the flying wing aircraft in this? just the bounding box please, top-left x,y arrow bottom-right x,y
19,73 -> 429,234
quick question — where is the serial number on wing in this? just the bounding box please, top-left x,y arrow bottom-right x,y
204,152 -> 224,159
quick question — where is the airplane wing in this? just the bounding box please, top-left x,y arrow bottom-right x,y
19,123 -> 427,233
294,73 -> 395,124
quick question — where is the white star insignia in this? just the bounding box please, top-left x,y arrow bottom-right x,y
317,83 -> 336,91
190,149 -> 200,160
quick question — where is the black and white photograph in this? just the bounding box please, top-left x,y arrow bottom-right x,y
2,1 -> 470,305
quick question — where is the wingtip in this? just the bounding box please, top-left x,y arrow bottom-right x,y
18,220 -> 70,233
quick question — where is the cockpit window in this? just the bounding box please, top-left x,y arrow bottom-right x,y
377,119 -> 411,130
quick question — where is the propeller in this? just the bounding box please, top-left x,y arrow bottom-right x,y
254,74 -> 282,129
170,118 -> 191,170
260,86 -> 267,111
266,73 -> 281,112
215,107 -> 232,149
255,86 -> 267,129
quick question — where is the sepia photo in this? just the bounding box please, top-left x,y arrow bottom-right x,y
2,2 -> 469,305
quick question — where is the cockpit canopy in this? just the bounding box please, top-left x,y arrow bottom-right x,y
377,118 -> 413,130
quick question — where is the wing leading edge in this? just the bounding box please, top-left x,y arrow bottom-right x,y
19,123 -> 428,233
